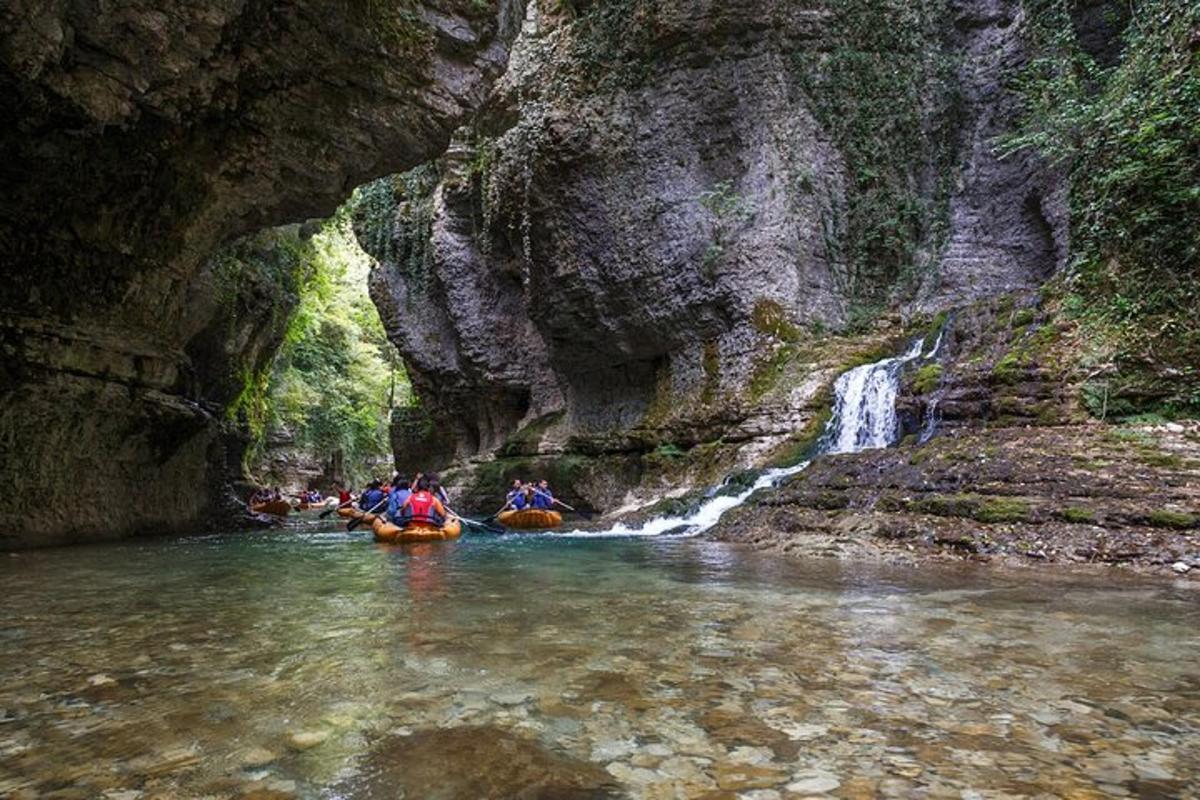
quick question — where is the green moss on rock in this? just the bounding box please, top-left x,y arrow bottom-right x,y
1147,510 -> 1198,530
912,363 -> 944,394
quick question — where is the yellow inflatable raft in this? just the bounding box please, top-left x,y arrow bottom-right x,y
497,509 -> 562,530
337,507 -> 361,519
251,500 -> 291,517
372,516 -> 463,544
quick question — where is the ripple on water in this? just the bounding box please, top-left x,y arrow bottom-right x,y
0,532 -> 1197,799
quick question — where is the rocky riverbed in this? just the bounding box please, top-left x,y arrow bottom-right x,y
711,422 -> 1200,578
2,533 -> 1198,799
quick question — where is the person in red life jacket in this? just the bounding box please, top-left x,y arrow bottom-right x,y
398,476 -> 447,528
336,485 -> 353,506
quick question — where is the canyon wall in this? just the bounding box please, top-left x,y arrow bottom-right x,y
0,0 -> 523,547
360,0 -> 1091,510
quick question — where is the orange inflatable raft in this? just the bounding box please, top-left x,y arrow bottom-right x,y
251,500 -> 292,517
496,509 -> 562,530
372,516 -> 462,544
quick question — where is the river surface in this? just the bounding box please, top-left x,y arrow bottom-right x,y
2,528 -> 1198,799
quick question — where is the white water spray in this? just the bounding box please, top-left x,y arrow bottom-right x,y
557,337 -> 934,539
826,339 -> 925,454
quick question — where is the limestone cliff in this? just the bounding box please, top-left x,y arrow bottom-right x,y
0,0 -> 523,547
360,0 -> 1085,509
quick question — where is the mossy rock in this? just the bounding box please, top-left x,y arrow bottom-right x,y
1147,510 -> 1198,529
974,498 -> 1032,523
1057,507 -> 1096,524
911,363 -> 943,395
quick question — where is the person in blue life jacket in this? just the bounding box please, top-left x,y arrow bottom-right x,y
531,479 -> 556,510
359,480 -> 385,512
504,479 -> 528,511
387,478 -> 412,523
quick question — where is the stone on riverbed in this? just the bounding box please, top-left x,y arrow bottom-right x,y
286,730 -> 329,750
787,769 -> 842,794
334,725 -> 620,798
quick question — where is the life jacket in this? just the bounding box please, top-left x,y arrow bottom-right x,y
406,490 -> 441,527
388,489 -> 412,520
360,488 -> 384,510
509,490 -> 528,510
532,489 -> 553,509
339,490 -> 351,504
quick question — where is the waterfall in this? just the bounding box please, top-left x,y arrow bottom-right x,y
825,339 -> 925,454
558,337 -> 932,538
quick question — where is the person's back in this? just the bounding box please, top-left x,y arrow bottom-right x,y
402,478 -> 445,527
388,481 -> 412,522
360,482 -> 385,510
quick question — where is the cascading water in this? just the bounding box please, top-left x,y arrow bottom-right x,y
560,335 -> 937,539
825,339 -> 925,454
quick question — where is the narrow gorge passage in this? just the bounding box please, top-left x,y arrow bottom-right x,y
2,0 -> 1199,798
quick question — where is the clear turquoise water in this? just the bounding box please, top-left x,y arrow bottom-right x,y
1,527 -> 1198,798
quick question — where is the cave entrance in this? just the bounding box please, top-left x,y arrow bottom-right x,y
219,192 -> 415,495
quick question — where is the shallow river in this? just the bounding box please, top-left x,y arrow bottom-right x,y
1,529 -> 1198,799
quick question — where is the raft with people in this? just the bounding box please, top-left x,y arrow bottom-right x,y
371,515 -> 463,544
494,478 -> 572,531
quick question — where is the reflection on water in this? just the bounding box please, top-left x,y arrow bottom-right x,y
1,530 -> 1198,799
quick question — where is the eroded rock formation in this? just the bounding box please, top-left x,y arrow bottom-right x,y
0,0 -> 523,546
360,0 -> 1085,509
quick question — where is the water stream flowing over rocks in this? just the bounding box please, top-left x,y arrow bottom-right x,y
579,342 -> 932,539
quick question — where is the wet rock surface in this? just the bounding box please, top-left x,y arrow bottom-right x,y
712,423 -> 1200,577
359,0 -> 1085,507
711,295 -> 1200,577
1,0 -> 523,546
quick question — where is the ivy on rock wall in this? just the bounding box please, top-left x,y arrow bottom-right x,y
792,0 -> 961,325
1004,0 -> 1200,416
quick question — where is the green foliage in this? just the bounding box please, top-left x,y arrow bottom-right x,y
250,209 -> 411,486
651,442 -> 687,460
352,165 -> 441,294
912,363 -> 944,394
793,0 -> 961,309
976,497 -> 1032,523
915,493 -> 1032,523
751,299 -> 803,343
697,180 -> 756,275
698,181 -> 756,223
1003,0 -> 1200,417
341,0 -> 434,57
567,0 -> 661,89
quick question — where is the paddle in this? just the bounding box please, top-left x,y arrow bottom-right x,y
320,498 -> 354,519
447,508 -> 506,535
533,489 -> 591,519
347,498 -> 388,531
